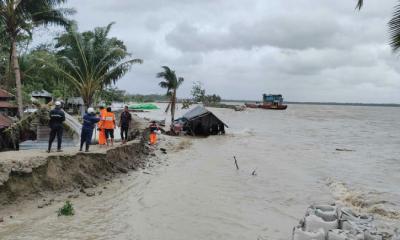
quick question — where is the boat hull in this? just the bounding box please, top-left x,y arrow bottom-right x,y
245,103 -> 287,110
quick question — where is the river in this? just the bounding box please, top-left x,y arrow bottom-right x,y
0,104 -> 399,239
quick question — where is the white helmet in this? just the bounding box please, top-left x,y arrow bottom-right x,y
87,107 -> 95,114
55,101 -> 61,106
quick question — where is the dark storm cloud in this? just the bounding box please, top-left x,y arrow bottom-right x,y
63,0 -> 400,103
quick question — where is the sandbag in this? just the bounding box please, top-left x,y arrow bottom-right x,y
392,229 -> 400,240
364,230 -> 383,240
292,226 -> 325,240
341,219 -> 376,235
327,229 -> 364,240
340,208 -> 373,223
305,214 -> 338,234
307,205 -> 338,222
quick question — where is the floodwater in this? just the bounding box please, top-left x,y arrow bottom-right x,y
1,104 -> 399,239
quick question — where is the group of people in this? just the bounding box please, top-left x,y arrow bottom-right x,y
47,103 -> 132,153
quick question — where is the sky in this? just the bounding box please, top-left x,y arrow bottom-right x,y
47,0 -> 400,103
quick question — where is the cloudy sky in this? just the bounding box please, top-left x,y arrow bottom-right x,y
58,0 -> 400,103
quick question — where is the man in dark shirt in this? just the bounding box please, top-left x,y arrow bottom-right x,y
119,106 -> 132,144
80,107 -> 100,152
48,101 -> 65,153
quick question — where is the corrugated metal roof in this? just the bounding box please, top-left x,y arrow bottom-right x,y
0,101 -> 17,108
183,105 -> 209,120
31,90 -> 52,97
183,105 -> 228,127
0,113 -> 12,129
0,89 -> 13,98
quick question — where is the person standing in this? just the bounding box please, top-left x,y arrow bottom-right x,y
97,105 -> 107,146
119,106 -> 132,144
80,108 -> 100,152
48,101 -> 65,153
103,107 -> 116,147
149,121 -> 159,145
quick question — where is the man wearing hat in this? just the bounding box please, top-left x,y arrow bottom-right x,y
48,101 -> 65,152
80,107 -> 100,152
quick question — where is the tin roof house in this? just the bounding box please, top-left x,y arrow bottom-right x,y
175,106 -> 228,136
0,89 -> 17,117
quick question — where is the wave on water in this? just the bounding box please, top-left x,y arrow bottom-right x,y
327,179 -> 400,220
229,128 -> 256,137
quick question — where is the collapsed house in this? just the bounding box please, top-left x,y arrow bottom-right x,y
174,105 -> 228,136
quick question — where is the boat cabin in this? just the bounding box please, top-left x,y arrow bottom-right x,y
263,94 -> 284,105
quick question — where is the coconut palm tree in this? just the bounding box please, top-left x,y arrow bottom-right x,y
356,0 -> 400,51
0,0 -> 74,117
51,23 -> 142,108
157,66 -> 184,127
356,0 -> 363,10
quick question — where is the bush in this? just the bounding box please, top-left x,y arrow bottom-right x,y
57,201 -> 75,216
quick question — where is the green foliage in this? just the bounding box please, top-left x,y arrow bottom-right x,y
157,66 -> 184,124
51,23 -> 142,107
181,99 -> 192,109
0,0 -> 75,116
203,94 -> 221,105
98,87 -> 127,105
189,81 -> 221,105
356,0 -> 363,10
191,81 -> 205,103
57,201 -> 74,216
19,47 -> 75,101
157,66 -> 184,95
389,3 -> 400,52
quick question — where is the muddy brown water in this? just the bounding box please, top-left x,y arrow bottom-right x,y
0,104 -> 399,239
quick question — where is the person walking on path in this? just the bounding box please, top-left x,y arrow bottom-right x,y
97,105 -> 107,146
103,107 -> 116,147
149,121 -> 159,145
80,108 -> 100,152
119,106 -> 132,144
47,101 -> 65,153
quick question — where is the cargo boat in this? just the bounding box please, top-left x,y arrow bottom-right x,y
245,94 -> 287,110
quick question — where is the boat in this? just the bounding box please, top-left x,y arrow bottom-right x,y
245,94 -> 287,110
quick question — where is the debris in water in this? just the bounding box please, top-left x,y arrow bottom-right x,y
234,156 -> 239,170
335,148 -> 355,152
86,190 -> 95,197
0,217 -> 3,223
252,169 -> 257,176
68,193 -> 79,199
143,171 -> 151,175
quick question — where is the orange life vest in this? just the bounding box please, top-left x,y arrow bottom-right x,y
103,112 -> 115,129
98,109 -> 107,128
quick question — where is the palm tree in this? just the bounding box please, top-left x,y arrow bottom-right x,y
356,0 -> 400,52
51,23 -> 142,108
0,0 -> 74,117
157,66 -> 184,127
356,0 -> 363,10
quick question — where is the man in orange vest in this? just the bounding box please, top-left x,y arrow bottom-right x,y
103,107 -> 116,147
98,106 -> 107,146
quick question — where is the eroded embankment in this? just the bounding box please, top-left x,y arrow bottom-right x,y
0,139 -> 148,206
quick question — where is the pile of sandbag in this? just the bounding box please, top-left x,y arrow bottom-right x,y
292,204 -> 397,240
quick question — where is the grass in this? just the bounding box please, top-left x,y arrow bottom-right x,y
57,201 -> 75,216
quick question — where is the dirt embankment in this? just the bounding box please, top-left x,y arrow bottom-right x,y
0,115 -> 151,207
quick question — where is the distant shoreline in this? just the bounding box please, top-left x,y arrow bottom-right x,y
221,100 -> 400,108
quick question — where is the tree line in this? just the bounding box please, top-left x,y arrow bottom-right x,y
0,0 -> 142,118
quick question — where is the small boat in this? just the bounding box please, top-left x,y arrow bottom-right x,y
245,94 -> 287,110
